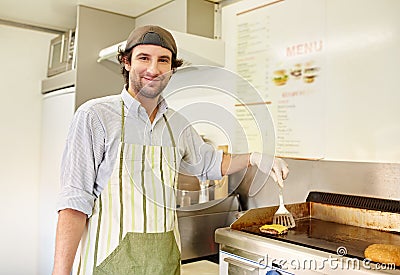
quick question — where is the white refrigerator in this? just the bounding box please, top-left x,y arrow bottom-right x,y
38,87 -> 75,274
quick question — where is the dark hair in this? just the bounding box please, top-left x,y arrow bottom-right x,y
117,45 -> 184,87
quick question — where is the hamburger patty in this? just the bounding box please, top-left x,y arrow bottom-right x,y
259,224 -> 288,235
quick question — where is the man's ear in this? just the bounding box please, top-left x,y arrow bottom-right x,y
123,56 -> 131,71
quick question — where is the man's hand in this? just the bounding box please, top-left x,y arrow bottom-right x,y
270,157 -> 289,187
249,153 -> 289,187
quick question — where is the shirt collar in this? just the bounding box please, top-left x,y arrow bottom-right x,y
120,86 -> 169,118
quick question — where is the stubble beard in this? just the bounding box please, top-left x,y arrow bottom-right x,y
132,73 -> 171,99
134,81 -> 162,99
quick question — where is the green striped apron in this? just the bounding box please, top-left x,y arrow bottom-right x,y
73,100 -> 181,275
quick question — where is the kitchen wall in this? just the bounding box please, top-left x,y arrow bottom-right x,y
0,24 -> 56,275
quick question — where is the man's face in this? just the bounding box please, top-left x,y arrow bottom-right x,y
124,44 -> 173,99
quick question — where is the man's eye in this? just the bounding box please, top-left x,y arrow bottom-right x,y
139,56 -> 149,61
160,59 -> 170,63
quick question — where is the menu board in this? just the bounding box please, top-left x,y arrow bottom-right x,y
223,0 -> 400,163
226,0 -> 326,159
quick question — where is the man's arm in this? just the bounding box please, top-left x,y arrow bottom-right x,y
52,209 -> 87,275
221,153 -> 289,187
221,153 -> 250,176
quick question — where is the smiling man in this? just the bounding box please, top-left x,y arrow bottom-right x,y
128,45 -> 172,97
52,25 -> 289,275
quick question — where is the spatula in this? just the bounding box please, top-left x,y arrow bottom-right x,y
273,187 -> 296,228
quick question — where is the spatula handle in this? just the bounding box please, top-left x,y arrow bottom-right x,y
279,187 -> 284,205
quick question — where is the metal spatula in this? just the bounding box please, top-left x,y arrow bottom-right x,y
273,187 -> 296,228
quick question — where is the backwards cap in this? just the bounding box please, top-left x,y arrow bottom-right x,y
125,25 -> 177,56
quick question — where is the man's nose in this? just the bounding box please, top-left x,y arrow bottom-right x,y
147,60 -> 161,75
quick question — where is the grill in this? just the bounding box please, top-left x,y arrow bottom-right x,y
215,192 -> 400,274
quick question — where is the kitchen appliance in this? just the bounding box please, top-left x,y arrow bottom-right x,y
39,85 -> 76,274
178,194 -> 240,260
47,29 -> 76,77
216,192 -> 400,274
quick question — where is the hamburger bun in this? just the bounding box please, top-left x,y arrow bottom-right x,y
364,244 -> 400,266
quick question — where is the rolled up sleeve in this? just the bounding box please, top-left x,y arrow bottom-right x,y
56,185 -> 95,216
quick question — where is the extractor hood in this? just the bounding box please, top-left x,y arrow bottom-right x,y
97,30 -> 225,67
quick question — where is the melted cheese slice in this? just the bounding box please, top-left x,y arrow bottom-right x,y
259,224 -> 288,233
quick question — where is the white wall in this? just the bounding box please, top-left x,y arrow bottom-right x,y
0,24 -> 55,275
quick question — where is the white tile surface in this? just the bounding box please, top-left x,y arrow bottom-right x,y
182,260 -> 219,275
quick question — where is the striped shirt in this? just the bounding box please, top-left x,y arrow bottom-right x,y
57,88 -> 223,217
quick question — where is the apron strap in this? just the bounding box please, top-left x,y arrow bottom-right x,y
162,114 -> 177,189
120,99 -> 125,143
118,99 -> 125,241
163,114 -> 176,147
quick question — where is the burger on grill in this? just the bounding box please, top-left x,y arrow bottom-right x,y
259,224 -> 288,235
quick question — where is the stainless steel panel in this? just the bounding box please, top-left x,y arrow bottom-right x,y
179,211 -> 237,260
230,159 -> 400,211
221,245 -> 266,264
177,194 -> 240,217
224,257 -> 260,275
216,228 -> 289,256
177,195 -> 240,260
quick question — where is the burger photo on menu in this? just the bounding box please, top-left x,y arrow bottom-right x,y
272,69 -> 289,86
290,63 -> 302,79
303,62 -> 319,83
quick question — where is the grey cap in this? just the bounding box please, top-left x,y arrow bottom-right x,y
125,25 -> 177,56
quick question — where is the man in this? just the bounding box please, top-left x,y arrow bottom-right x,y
53,25 -> 289,275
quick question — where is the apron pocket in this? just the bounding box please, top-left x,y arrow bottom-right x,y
94,231 -> 180,275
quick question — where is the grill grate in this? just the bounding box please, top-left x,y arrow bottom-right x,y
306,191 -> 400,214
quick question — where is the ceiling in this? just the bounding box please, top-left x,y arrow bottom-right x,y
0,0 -> 173,32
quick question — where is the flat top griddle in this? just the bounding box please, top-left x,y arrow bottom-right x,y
240,217 -> 400,261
